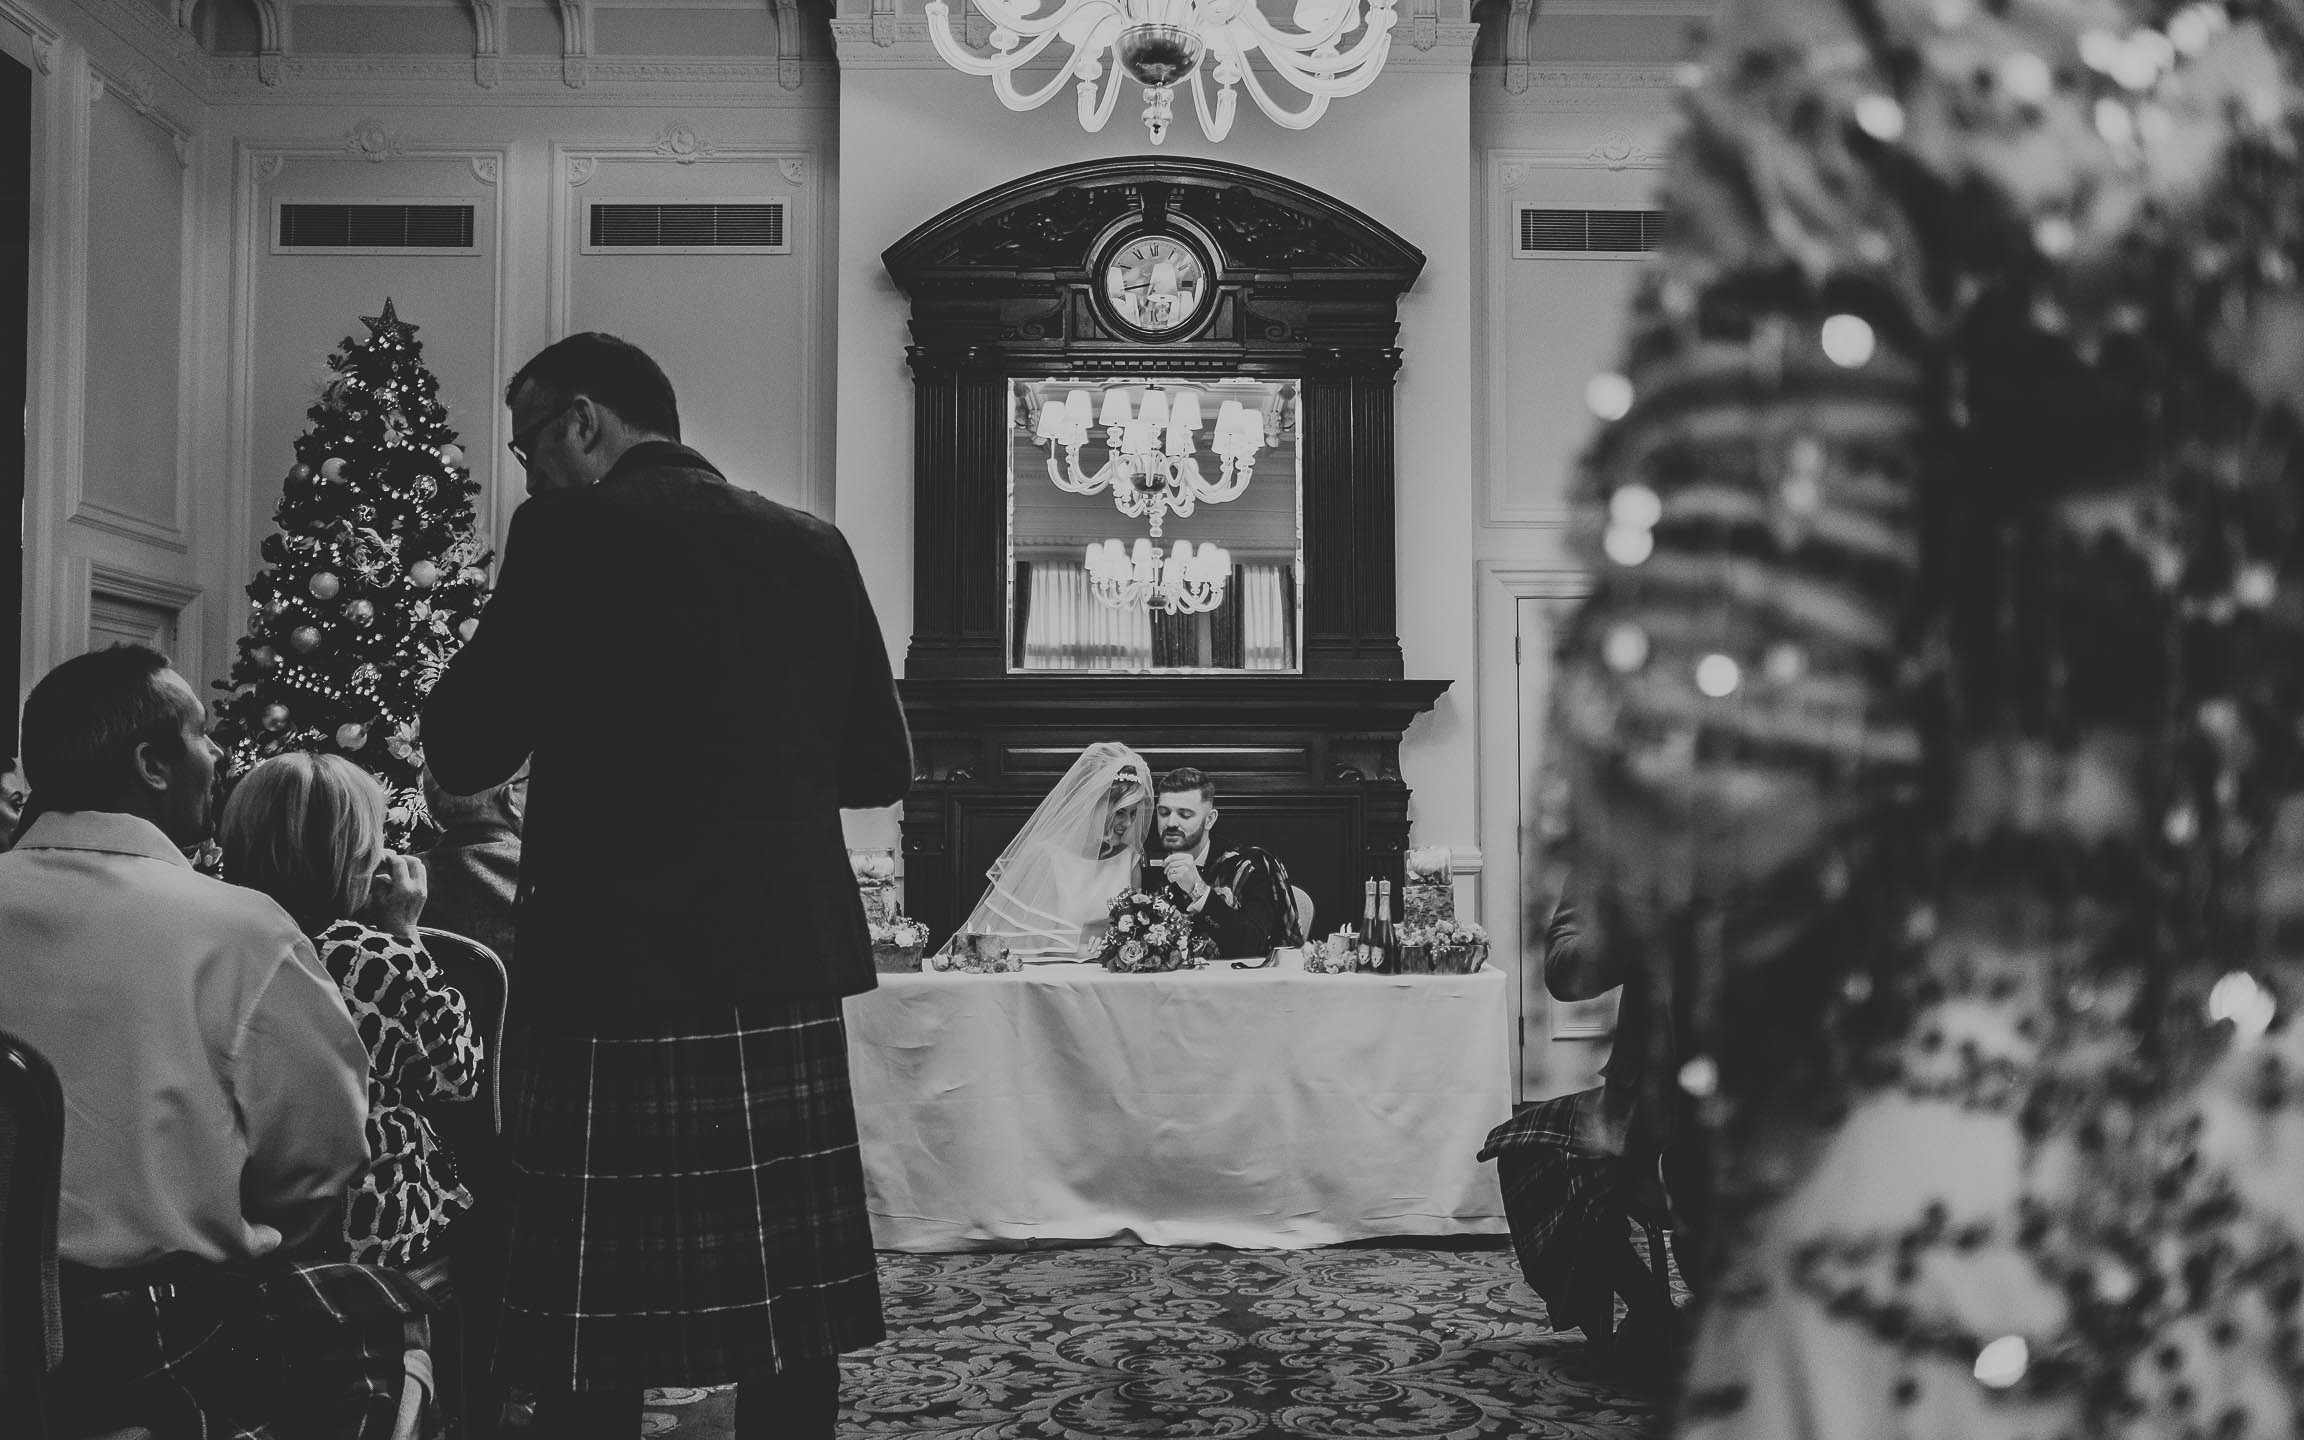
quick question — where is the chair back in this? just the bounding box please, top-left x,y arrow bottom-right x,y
416,929 -> 507,1137
0,1029 -> 64,1428
1291,886 -> 1315,938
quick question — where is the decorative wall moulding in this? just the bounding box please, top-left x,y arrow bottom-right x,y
1476,61 -> 1683,112
205,57 -> 838,105
836,16 -> 1475,70
652,120 -> 714,163
70,497 -> 190,554
347,117 -> 401,163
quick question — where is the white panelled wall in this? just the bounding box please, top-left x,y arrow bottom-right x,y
9,0 -> 1684,1099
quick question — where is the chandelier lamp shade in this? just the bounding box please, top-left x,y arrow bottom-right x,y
1085,536 -> 1233,614
1036,385 -> 1261,536
921,0 -> 1399,144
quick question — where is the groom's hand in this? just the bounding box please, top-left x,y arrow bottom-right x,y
1162,853 -> 1206,901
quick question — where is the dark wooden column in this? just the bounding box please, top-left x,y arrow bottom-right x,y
904,345 -> 1011,679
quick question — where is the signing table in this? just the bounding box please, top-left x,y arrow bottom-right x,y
843,962 -> 1512,1252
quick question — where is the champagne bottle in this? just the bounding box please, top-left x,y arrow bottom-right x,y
1377,878 -> 1397,973
1359,878 -> 1379,968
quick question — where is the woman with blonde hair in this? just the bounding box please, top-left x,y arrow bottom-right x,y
218,751 -> 483,1273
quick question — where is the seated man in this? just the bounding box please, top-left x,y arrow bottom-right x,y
1478,886 -> 1681,1382
0,644 -> 427,1437
1148,767 -> 1302,960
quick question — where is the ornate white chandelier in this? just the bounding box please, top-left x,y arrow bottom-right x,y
922,0 -> 1398,144
1085,536 -> 1233,613
1035,386 -> 1262,537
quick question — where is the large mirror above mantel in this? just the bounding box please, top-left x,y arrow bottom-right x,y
885,157 -> 1448,944
1010,375 -> 1302,674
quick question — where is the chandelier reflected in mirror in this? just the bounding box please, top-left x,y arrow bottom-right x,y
922,0 -> 1398,144
1034,383 -> 1265,536
1086,536 -> 1232,613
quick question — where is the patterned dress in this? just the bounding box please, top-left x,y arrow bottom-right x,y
314,919 -> 485,1269
1552,0 -> 2304,1431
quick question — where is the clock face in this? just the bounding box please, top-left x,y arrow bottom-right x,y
1104,234 -> 1208,335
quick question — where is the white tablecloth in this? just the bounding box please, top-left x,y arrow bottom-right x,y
843,962 -> 1512,1251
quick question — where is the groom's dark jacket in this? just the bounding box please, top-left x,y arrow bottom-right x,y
425,442 -> 911,1031
1155,842 -> 1302,960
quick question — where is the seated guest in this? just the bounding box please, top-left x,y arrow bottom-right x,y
1478,887 -> 1678,1378
0,752 -> 24,850
220,751 -> 484,1274
420,761 -> 525,971
1149,767 -> 1302,960
0,644 -> 423,1437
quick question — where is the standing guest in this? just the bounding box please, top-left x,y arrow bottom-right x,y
1149,767 -> 1302,960
0,752 -> 25,850
0,644 -> 424,1438
420,762 -> 526,971
218,751 -> 484,1275
424,332 -> 912,1440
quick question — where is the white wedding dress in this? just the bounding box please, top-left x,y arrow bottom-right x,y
940,741 -> 1152,964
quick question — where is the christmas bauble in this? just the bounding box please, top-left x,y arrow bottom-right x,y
347,598 -> 376,624
336,723 -> 370,751
290,626 -> 322,653
261,703 -> 290,731
309,572 -> 341,600
407,560 -> 440,590
458,566 -> 486,586
319,458 -> 346,482
412,476 -> 437,500
437,443 -> 465,469
250,646 -> 276,670
457,617 -> 478,641
262,597 -> 288,619
289,463 -> 313,484
352,663 -> 380,689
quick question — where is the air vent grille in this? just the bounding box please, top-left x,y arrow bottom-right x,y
278,203 -> 475,250
587,201 -> 789,252
1516,207 -> 1666,256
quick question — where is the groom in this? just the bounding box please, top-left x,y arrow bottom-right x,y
1149,767 -> 1302,960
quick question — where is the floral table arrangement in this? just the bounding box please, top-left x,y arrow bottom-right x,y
1398,917 -> 1490,975
924,930 -> 1021,974
870,914 -> 932,973
1090,891 -> 1215,974
1302,935 -> 1361,974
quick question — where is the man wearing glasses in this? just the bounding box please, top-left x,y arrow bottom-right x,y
425,333 -> 911,1440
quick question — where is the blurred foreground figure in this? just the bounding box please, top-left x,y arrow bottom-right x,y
1554,0 -> 2304,1432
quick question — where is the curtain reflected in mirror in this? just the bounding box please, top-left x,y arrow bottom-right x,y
1009,375 -> 1301,673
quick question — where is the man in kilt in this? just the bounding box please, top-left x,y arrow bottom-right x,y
1477,893 -> 1681,1380
426,334 -> 912,1438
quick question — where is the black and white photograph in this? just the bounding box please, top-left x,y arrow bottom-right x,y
2,0 -> 2303,1437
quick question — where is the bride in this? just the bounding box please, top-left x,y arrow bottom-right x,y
940,741 -> 1153,963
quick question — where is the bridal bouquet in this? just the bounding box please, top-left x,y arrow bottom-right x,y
1091,891 -> 1215,974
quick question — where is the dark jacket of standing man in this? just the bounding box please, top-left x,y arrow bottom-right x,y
425,339 -> 912,1032
422,333 -> 910,1440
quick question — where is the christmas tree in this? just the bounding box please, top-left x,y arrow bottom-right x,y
211,299 -> 493,846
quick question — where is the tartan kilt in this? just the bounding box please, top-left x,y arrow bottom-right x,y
1479,1087 -> 1633,1334
495,996 -> 885,1392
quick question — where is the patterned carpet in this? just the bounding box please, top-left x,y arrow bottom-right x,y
633,1245 -> 1664,1439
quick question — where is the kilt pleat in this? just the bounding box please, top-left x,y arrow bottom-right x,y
1483,1088 -> 1632,1332
494,997 -> 885,1391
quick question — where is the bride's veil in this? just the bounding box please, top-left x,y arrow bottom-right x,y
944,741 -> 1153,960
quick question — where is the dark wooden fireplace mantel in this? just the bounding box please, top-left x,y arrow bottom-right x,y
884,159 -> 1449,944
